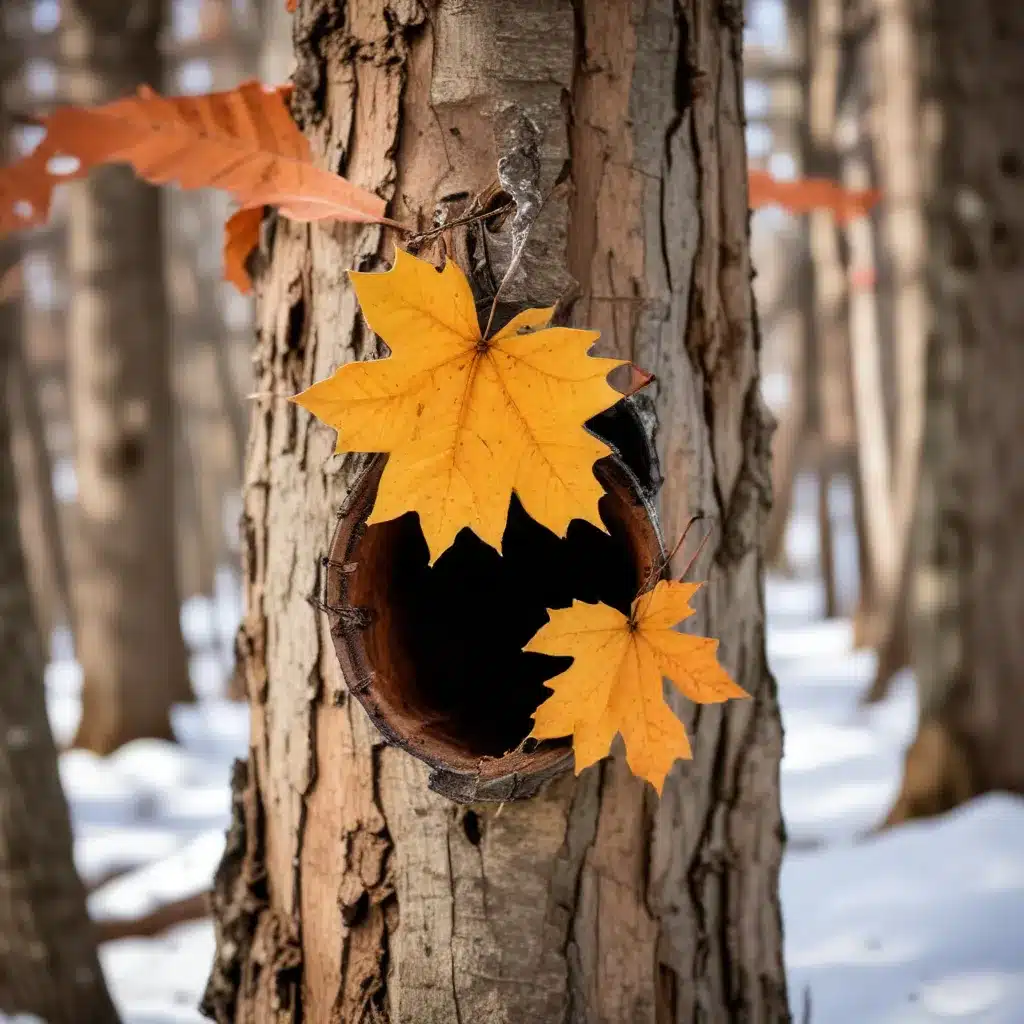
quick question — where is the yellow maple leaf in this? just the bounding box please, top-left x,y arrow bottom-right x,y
525,579 -> 749,793
294,248 -> 628,563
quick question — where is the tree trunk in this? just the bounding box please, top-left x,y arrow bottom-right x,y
63,0 -> 192,754
204,2 -> 788,1022
7,319 -> 72,642
806,0 -> 856,619
885,0 -> 1024,825
842,112 -> 892,650
856,0 -> 930,696
0,265 -> 118,1019
763,0 -> 814,573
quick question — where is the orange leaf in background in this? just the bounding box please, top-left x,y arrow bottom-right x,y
224,206 -> 264,293
286,0 -> 297,10
0,80 -> 391,240
526,579 -> 748,793
749,169 -> 882,223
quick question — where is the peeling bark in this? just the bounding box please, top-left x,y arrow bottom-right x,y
209,1 -> 788,1021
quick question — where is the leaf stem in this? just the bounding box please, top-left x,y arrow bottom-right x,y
406,202 -> 513,245
639,515 -> 704,596
677,523 -> 714,582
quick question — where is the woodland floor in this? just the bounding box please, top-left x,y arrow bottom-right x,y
20,477 -> 1024,1024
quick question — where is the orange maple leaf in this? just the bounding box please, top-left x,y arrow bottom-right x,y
0,80 -> 392,240
526,579 -> 748,793
749,168 -> 881,223
294,247 -> 641,564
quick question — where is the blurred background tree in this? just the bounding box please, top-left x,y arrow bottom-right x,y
60,0 -> 193,753
0,91 -> 118,1024
2,0 -> 264,754
885,0 -> 1024,824
756,0 -> 1024,825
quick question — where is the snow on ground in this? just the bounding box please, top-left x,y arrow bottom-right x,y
39,508 -> 1024,1023
770,575 -> 1024,1023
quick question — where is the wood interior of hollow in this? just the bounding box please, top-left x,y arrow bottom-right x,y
340,457 -> 662,777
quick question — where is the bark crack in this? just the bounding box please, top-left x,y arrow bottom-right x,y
660,0 -> 694,293
444,819 -> 465,1024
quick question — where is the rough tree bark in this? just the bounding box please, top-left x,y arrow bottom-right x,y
886,0 -> 1024,824
204,2 -> 788,1022
62,0 -> 193,753
0,275 -> 118,1022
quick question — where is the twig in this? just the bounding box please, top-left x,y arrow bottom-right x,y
94,891 -> 210,944
638,515 -> 705,596
407,202 -> 514,246
677,522 -> 714,582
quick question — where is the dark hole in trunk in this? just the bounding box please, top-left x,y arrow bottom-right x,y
373,491 -> 640,760
333,399 -> 664,782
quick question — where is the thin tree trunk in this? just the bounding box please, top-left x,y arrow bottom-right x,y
763,334 -> 805,572
806,0 -> 856,619
763,0 -> 814,572
843,118 -> 894,649
204,1 -> 788,1022
885,0 -> 1024,825
856,0 -> 930,699
63,0 -> 193,754
816,468 -> 838,614
0,268 -> 119,1022
7,321 -> 72,641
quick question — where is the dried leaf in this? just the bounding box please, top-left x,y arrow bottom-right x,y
0,81 -> 391,240
286,0 -> 297,10
224,206 -> 264,293
613,362 -> 655,398
526,579 -> 748,793
294,247 -> 641,563
749,168 -> 881,223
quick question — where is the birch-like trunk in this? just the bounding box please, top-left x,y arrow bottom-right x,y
205,2 -> 787,1021
762,0 -> 814,572
63,0 -> 192,753
806,0 -> 856,619
887,0 -> 1024,824
856,0 -> 930,690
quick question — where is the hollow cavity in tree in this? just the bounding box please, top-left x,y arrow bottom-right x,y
324,404 -> 664,799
